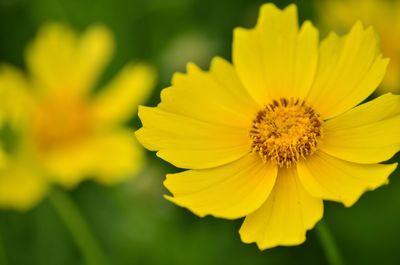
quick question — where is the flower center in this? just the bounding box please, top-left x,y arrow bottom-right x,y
31,95 -> 91,152
250,98 -> 323,167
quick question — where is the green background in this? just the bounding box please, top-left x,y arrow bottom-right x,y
1,0 -> 399,264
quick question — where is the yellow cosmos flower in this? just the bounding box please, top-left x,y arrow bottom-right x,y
0,24 -> 156,210
316,0 -> 400,93
136,3 -> 400,250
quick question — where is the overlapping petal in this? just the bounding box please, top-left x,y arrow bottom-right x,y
159,57 -> 259,128
233,4 -> 319,105
306,22 -> 389,119
164,154 -> 277,219
136,106 -> 250,169
321,93 -> 400,163
239,168 -> 323,250
297,151 -> 396,207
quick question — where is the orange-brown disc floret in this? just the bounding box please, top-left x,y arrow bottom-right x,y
250,98 -> 323,167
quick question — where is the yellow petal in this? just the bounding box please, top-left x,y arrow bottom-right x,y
306,22 -> 389,119
0,157 -> 47,211
239,168 -> 323,250
0,65 -> 34,127
321,93 -> 400,163
91,63 -> 156,126
88,130 -> 145,185
159,58 -> 259,128
26,24 -> 113,96
297,151 -> 396,207
233,4 -> 318,105
136,106 -> 250,169
164,154 -> 277,219
44,129 -> 143,187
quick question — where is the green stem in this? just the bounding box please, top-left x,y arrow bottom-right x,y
49,188 -> 108,265
0,227 -> 7,265
315,220 -> 345,265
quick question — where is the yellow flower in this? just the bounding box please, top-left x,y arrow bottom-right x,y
0,24 -> 156,210
136,4 -> 400,249
315,0 -> 400,93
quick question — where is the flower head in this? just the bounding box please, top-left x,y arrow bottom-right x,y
0,23 -> 156,210
136,3 -> 400,249
316,0 -> 400,93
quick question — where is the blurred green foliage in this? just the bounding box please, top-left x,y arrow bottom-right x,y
1,0 -> 400,264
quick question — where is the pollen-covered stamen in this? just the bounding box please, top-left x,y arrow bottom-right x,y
250,98 -> 323,167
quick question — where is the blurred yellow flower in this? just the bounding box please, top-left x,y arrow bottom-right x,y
316,0 -> 400,93
136,4 -> 400,250
0,24 -> 156,211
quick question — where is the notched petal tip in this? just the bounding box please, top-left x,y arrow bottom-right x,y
137,105 -> 148,121
298,152 -> 397,208
210,56 -> 228,69
186,62 -> 201,73
257,3 -> 288,22
352,20 -> 364,31
340,162 -> 397,209
233,3 -> 298,33
238,168 -> 322,250
239,225 -> 308,250
137,105 -> 162,125
323,31 -> 340,42
258,2 -> 281,15
134,129 -> 159,152
300,20 -> 317,34
170,62 -> 202,85
163,194 -> 209,218
257,2 -> 298,27
233,27 -> 252,36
